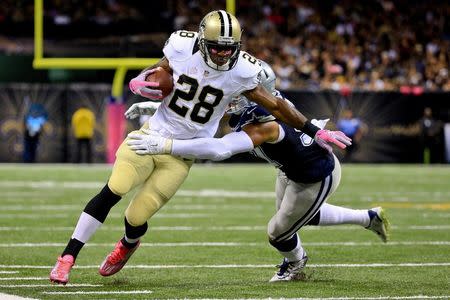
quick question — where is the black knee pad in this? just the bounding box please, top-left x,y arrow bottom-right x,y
83,184 -> 121,223
269,233 -> 298,252
125,217 -> 148,239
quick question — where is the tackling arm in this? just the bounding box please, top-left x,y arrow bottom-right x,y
171,121 -> 280,160
243,85 -> 316,135
171,131 -> 254,160
127,120 -> 281,160
127,130 -> 254,160
243,85 -> 352,152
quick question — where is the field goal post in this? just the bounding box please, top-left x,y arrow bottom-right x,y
32,0 -> 236,163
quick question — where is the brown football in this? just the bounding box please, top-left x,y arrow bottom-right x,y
145,67 -> 174,98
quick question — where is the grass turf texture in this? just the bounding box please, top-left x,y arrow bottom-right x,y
0,163 -> 449,299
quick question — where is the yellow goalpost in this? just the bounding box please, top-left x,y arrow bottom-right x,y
32,0 -> 236,162
33,0 -> 236,98
32,0 -> 161,98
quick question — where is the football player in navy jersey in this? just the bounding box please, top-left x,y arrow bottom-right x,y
127,60 -> 390,282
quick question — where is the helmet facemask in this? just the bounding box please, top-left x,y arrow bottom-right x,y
226,59 -> 278,115
198,10 -> 242,71
259,60 -> 277,92
227,95 -> 254,115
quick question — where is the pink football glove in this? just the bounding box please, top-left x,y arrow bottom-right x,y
129,68 -> 163,100
315,129 -> 352,153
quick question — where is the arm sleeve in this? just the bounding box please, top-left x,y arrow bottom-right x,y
171,131 -> 254,161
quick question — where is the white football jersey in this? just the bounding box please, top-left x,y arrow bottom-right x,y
150,30 -> 262,139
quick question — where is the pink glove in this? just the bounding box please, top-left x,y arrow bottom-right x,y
315,129 -> 352,153
129,68 -> 163,100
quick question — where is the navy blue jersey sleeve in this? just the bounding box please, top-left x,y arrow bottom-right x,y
228,103 -> 334,183
228,106 -> 276,132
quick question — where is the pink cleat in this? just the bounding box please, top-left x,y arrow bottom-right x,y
49,255 -> 74,285
99,240 -> 140,276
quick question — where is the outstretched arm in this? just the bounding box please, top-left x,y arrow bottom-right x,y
243,85 -> 352,152
127,120 -> 281,159
127,130 -> 255,160
171,131 -> 254,160
243,85 -> 317,137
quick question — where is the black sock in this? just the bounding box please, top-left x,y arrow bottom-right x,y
121,237 -> 138,249
120,218 -> 148,249
269,234 -> 298,252
61,238 -> 84,260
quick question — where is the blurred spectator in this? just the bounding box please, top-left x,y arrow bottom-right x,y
419,107 -> 444,164
336,109 -> 368,162
239,0 -> 449,91
23,102 -> 48,163
1,0 -> 449,91
72,105 -> 96,163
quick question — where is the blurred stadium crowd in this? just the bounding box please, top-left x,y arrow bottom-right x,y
1,0 -> 449,91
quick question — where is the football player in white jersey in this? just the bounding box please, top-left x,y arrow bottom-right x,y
125,60 -> 390,282
50,10 -> 351,284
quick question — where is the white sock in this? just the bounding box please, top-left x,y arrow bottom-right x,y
319,203 -> 370,227
124,235 -> 140,244
71,212 -> 102,243
278,234 -> 305,262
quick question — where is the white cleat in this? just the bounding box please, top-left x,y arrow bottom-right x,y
366,207 -> 390,243
269,255 -> 308,282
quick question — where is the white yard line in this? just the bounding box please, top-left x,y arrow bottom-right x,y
0,181 -> 105,189
0,277 -> 49,281
0,284 -> 102,287
1,262 -> 449,270
0,204 -> 265,211
0,241 -> 449,247
0,181 -> 276,197
42,290 -> 153,295
1,225 -> 449,231
0,180 -> 450,202
1,205 -> 83,211
408,225 -> 450,230
3,191 -> 59,196
0,242 -> 262,247
0,214 -> 72,219
0,213 -> 211,219
0,293 -> 37,300
163,297 -> 450,300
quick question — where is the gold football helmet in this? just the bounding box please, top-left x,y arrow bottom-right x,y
198,10 -> 242,71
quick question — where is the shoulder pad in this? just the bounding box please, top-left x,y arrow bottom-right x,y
233,51 -> 263,79
273,89 -> 283,98
163,31 -> 199,62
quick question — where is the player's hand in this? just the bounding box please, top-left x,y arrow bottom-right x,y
124,101 -> 161,119
129,68 -> 163,100
315,130 -> 352,153
126,129 -> 172,155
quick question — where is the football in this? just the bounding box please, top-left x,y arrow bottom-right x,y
145,67 -> 174,98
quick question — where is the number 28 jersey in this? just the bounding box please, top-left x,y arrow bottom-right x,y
150,30 -> 262,139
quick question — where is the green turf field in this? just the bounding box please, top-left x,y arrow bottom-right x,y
0,163 -> 449,299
